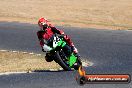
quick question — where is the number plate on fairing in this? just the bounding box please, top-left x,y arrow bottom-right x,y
53,36 -> 61,48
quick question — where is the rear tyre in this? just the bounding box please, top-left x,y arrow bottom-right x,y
54,51 -> 71,71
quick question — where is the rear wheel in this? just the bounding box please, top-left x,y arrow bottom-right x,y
54,51 -> 71,71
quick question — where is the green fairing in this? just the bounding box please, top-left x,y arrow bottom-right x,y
57,39 -> 66,47
58,40 -> 63,46
56,39 -> 76,67
69,53 -> 77,67
61,42 -> 66,47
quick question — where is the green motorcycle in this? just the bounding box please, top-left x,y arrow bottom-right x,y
43,34 -> 82,71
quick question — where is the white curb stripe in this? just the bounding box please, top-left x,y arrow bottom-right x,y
0,50 -> 8,52
29,53 -> 34,55
0,72 -> 29,76
126,30 -> 132,31
49,69 -> 58,71
12,51 -> 18,53
36,54 -> 41,56
0,49 -> 42,56
58,68 -> 63,70
22,52 -> 28,54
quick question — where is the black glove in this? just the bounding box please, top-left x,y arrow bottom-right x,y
71,46 -> 74,52
42,48 -> 45,52
59,34 -> 65,39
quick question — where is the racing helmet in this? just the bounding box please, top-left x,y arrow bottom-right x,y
38,17 -> 48,30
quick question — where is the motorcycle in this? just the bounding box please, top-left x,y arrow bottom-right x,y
43,34 -> 82,71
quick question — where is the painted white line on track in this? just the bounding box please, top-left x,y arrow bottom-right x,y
0,49 -> 42,56
22,52 -> 28,54
0,72 -> 29,76
36,54 -> 41,56
49,69 -> 59,71
0,50 -> 8,52
29,52 -> 34,55
12,51 -> 18,53
58,68 -> 63,70
126,30 -> 132,31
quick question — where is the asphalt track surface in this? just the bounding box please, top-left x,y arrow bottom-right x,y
0,21 -> 132,88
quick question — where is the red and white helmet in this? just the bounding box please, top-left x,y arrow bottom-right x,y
38,17 -> 49,30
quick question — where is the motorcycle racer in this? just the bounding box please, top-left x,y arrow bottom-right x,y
37,17 -> 81,65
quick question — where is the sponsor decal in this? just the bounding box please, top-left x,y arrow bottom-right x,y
76,66 -> 131,85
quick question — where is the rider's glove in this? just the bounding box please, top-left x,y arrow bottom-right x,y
71,46 -> 78,54
42,48 -> 45,52
73,47 -> 78,53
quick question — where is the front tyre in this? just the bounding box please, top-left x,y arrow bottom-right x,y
54,51 -> 71,71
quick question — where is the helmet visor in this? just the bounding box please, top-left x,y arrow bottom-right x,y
42,23 -> 48,30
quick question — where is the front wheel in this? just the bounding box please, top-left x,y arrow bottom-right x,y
54,51 -> 71,71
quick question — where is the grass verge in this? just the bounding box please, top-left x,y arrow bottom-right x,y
0,51 -> 60,73
0,0 -> 132,30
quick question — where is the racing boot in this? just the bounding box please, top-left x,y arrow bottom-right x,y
45,53 -> 53,62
